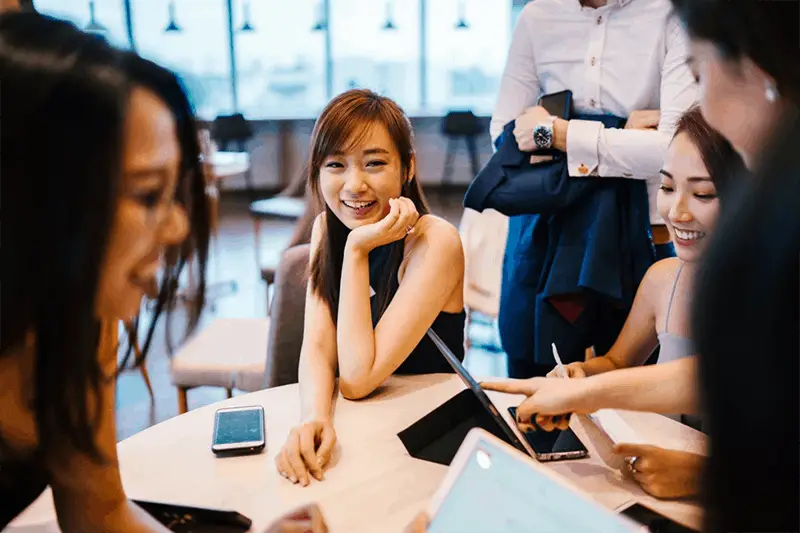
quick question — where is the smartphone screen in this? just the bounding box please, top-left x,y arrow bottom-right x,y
213,407 -> 265,450
619,503 -> 699,533
429,437 -> 637,533
508,407 -> 588,460
538,90 -> 572,120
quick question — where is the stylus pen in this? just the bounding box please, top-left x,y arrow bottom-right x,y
551,343 -> 569,379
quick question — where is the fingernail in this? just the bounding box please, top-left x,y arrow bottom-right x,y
290,476 -> 297,483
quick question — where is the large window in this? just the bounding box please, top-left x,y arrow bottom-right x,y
35,0 -> 519,119
232,0 -> 327,119
34,0 -> 130,49
130,0 -> 235,119
330,0 -> 421,113
425,0 -> 511,115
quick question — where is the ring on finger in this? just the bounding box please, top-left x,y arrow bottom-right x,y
626,456 -> 639,474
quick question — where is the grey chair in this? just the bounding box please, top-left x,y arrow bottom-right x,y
264,244 -> 310,389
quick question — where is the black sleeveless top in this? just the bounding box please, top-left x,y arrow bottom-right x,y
368,244 -> 466,374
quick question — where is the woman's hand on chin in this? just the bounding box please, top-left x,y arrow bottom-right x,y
346,197 -> 419,254
275,420 -> 337,487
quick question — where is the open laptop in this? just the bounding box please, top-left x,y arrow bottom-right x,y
427,428 -> 639,533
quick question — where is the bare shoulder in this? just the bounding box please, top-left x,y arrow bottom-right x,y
408,215 -> 464,259
642,257 -> 682,295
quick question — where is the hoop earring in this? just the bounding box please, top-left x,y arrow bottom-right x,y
765,81 -> 779,103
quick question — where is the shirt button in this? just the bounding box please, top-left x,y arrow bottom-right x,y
596,16 -> 603,24
589,98 -> 596,107
590,57 -> 596,66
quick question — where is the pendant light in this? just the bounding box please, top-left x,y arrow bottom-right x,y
455,0 -> 469,29
311,0 -> 327,31
239,1 -> 255,32
85,0 -> 108,33
164,1 -> 182,33
382,0 -> 397,30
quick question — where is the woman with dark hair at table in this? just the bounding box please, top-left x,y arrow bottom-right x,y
1,12 -> 209,530
479,106 -> 745,502
0,13 -> 330,533
275,89 -> 466,487
668,1 -> 799,531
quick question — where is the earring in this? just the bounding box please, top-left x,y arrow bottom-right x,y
765,81 -> 779,103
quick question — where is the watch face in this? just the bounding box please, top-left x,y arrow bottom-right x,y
533,125 -> 553,149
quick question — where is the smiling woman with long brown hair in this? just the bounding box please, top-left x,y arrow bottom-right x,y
274,89 -> 466,487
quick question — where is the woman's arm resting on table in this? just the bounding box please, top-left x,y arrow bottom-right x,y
47,340 -> 170,532
337,220 -> 464,400
276,215 -> 339,487
298,216 -> 339,423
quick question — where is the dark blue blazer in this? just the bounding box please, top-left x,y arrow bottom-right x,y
464,116 -> 655,368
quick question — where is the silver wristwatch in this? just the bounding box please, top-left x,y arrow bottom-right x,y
532,115 -> 556,150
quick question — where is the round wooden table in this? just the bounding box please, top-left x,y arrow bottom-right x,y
9,375 -> 706,532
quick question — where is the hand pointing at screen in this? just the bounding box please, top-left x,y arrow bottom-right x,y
481,377 -> 594,431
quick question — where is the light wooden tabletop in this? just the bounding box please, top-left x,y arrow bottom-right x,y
8,374 -> 706,533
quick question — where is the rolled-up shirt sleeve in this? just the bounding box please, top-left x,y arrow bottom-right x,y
490,6 -> 540,145
566,15 -> 698,179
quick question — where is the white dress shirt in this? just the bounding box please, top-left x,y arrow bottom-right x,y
491,0 -> 698,224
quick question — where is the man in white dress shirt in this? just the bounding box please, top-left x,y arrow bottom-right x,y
493,0 -> 698,378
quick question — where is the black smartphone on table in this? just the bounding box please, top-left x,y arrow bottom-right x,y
618,502 -> 699,533
211,405 -> 266,457
508,406 -> 588,462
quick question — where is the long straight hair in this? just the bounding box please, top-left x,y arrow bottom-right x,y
309,89 -> 430,324
118,51 -> 210,367
691,108 -> 800,533
0,13 -> 209,459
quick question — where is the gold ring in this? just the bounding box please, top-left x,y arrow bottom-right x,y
626,456 -> 639,474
